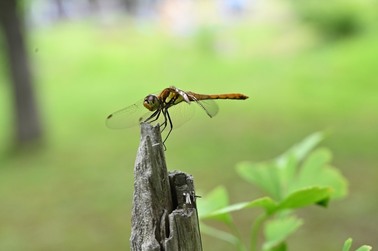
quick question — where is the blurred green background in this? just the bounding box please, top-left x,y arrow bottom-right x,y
1,0 -> 377,250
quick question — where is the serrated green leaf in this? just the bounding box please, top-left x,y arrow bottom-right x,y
278,187 -> 331,210
263,215 -> 303,251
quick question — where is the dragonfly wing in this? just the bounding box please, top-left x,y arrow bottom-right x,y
165,102 -> 195,129
194,99 -> 219,118
106,100 -> 151,129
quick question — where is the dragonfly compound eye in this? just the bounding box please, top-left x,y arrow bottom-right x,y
143,95 -> 159,111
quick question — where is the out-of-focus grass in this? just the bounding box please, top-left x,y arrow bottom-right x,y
0,16 -> 378,251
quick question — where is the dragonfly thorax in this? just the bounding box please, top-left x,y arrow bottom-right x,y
143,95 -> 160,111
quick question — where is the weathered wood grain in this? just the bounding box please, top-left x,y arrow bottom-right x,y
130,123 -> 202,251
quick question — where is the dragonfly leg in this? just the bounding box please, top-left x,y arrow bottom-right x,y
144,109 -> 161,124
159,106 -> 170,133
144,109 -> 169,134
159,114 -> 168,133
144,108 -> 168,150
160,97 -> 177,135
162,108 -> 173,144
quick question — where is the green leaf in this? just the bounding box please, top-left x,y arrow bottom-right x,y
205,197 -> 278,218
247,197 -> 278,213
289,148 -> 348,199
343,238 -> 373,251
343,238 -> 353,251
275,132 -> 324,174
316,197 -> 330,207
200,223 -> 242,247
278,132 -> 324,164
237,161 -> 282,200
356,246 -> 373,251
198,186 -> 232,223
277,187 -> 332,210
236,132 -> 330,201
265,243 -> 287,251
263,215 -> 303,251
275,154 -> 298,195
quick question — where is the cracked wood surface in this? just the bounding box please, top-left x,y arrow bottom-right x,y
130,123 -> 202,251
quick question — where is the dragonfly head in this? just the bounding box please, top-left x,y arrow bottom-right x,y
143,95 -> 160,111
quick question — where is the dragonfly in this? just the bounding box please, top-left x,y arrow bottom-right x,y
106,86 -> 249,144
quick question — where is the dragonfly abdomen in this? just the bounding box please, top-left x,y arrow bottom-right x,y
188,92 -> 249,101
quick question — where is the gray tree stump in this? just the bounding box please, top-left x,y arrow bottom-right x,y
130,123 -> 202,251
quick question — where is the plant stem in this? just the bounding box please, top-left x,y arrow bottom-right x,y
228,221 -> 247,251
250,213 -> 268,251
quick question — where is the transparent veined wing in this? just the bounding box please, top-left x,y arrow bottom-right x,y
193,99 -> 219,118
106,99 -> 150,129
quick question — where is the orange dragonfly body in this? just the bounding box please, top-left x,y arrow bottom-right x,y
106,86 -> 248,143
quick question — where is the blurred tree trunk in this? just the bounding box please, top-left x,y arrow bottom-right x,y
122,0 -> 138,15
0,0 -> 43,145
88,0 -> 100,14
54,0 -> 67,19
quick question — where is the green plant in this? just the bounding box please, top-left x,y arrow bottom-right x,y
198,132 -> 371,251
343,238 -> 372,251
290,0 -> 375,40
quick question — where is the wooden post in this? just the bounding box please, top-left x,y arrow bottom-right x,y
130,123 -> 202,251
